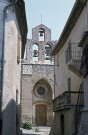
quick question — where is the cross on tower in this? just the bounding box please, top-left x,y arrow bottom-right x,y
41,14 -> 42,24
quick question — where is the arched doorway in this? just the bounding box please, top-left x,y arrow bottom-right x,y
32,78 -> 53,126
36,104 -> 47,126
60,114 -> 64,135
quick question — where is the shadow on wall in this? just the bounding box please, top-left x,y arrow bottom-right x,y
0,99 -> 20,135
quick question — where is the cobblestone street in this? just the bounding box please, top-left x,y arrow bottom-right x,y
21,127 -> 50,135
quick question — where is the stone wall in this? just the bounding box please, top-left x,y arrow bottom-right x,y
21,64 -> 54,126
32,24 -> 51,42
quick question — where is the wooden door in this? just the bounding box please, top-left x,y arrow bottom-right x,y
36,105 -> 47,126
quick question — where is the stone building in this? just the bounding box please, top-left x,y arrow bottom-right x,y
21,24 -> 56,126
50,0 -> 88,135
0,0 -> 27,135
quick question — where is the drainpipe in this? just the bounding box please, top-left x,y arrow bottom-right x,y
54,57 -> 55,99
86,1 -> 88,30
0,0 -> 18,134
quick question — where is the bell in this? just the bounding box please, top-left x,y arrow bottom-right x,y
33,50 -> 38,57
39,30 -> 43,36
45,56 -> 51,60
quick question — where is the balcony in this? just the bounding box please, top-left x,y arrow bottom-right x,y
53,91 -> 84,112
65,42 -> 82,77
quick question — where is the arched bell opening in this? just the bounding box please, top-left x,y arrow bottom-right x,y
32,43 -> 39,61
39,28 -> 45,41
45,44 -> 52,62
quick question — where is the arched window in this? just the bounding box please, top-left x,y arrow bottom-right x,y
45,44 -> 52,62
39,28 -> 45,41
60,114 -> 64,135
32,44 -> 38,61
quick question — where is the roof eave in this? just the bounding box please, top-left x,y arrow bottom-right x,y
51,0 -> 87,56
14,0 -> 28,58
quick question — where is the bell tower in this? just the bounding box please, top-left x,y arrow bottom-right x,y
25,24 -> 56,64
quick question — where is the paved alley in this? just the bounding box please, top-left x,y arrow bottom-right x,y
21,127 -> 50,135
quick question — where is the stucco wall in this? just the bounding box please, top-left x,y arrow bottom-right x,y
51,2 -> 88,135
49,108 -> 75,135
54,2 -> 88,97
0,2 -> 5,119
0,1 -> 22,135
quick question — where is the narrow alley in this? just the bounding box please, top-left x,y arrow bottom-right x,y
0,0 -> 88,135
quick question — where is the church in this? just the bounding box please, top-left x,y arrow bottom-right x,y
21,24 -> 57,126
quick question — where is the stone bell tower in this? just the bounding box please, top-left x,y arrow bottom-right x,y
26,24 -> 56,64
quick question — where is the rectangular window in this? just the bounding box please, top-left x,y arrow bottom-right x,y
68,78 -> 71,91
57,53 -> 59,66
65,40 -> 72,64
17,36 -> 21,63
68,41 -> 72,60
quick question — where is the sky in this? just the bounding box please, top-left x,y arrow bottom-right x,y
24,0 -> 75,41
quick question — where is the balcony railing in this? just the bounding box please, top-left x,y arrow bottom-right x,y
53,91 -> 84,112
65,42 -> 82,64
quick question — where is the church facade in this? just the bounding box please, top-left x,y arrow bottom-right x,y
21,24 -> 56,126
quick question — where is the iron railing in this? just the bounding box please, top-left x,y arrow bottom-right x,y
65,42 -> 82,64
74,83 -> 84,134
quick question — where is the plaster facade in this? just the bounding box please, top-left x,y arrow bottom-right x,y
54,4 -> 87,97
0,0 -> 27,135
21,24 -> 56,126
50,108 -> 75,135
50,0 -> 88,135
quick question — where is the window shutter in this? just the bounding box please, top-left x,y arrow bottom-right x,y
17,36 -> 21,63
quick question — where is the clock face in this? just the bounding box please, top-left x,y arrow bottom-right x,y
23,65 -> 32,75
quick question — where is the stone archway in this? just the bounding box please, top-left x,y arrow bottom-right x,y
32,78 -> 53,126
